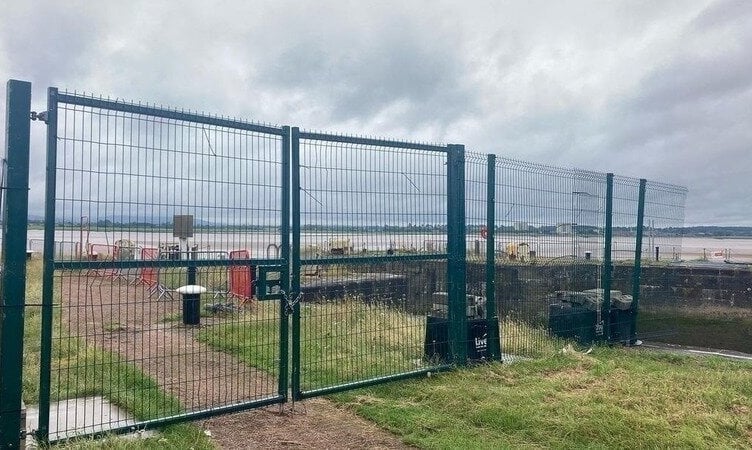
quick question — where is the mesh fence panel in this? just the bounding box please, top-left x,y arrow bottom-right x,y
295,133 -> 451,395
40,93 -> 287,441
19,85 -> 698,444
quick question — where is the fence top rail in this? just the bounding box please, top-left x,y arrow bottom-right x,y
54,90 -> 285,136
468,151 -> 687,195
645,180 -> 689,195
491,154 -> 607,181
297,130 -> 447,153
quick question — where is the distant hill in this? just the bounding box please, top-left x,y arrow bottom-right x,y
675,226 -> 752,238
16,217 -> 752,237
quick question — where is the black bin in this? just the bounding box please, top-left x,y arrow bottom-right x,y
609,307 -> 635,344
424,316 -> 498,362
548,303 -> 597,345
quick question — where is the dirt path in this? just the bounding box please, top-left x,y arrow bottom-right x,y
61,273 -> 411,449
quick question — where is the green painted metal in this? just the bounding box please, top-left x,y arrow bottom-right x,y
15,81 -> 690,442
279,125 -> 291,399
297,365 -> 453,399
52,257 -> 284,271
55,93 -> 283,136
485,154 -> 500,361
447,144 -> 467,365
630,178 -> 647,344
602,173 -> 614,342
290,127 -> 302,400
37,88 -> 289,443
0,79 -> 32,448
37,87 -> 59,444
296,131 -> 445,152
43,395 -> 285,447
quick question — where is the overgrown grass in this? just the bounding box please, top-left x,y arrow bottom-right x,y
333,347 -> 752,449
22,259 -> 213,447
196,287 -> 752,448
198,297 -> 569,392
198,298 -> 430,390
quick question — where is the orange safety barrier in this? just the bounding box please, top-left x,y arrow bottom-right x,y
228,249 -> 255,304
136,247 -> 159,286
86,244 -> 118,278
136,247 -> 172,300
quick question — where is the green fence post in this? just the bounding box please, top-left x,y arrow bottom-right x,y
486,154 -> 501,361
0,79 -> 32,448
447,144 -> 467,365
278,126 -> 291,399
290,127 -> 302,399
601,173 -> 614,343
630,179 -> 647,345
37,87 -> 58,444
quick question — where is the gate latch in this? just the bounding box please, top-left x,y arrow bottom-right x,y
30,111 -> 48,124
256,265 -> 284,300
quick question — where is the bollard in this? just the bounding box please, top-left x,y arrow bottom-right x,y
176,285 -> 206,325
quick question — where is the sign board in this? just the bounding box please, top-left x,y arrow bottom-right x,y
173,215 -> 194,239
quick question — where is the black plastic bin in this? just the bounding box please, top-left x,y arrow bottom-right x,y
609,308 -> 635,344
424,316 -> 499,362
548,303 -> 597,345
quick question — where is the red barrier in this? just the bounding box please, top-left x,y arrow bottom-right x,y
137,247 -> 159,286
229,249 -> 255,304
86,244 -> 117,277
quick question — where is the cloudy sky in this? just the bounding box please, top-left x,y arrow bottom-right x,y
1,0 -> 750,226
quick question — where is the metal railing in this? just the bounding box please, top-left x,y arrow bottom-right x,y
0,80 -> 690,447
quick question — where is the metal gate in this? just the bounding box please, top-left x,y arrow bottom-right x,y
29,89 -> 471,443
290,130 -> 468,398
35,88 -> 290,442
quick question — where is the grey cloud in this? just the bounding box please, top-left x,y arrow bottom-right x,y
2,0 -> 751,226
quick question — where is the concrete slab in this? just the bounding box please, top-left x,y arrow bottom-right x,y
24,396 -> 155,445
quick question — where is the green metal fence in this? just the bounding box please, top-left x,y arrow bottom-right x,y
0,79 -> 32,449
291,130 -> 459,398
472,155 -> 612,357
1,80 -> 693,447
35,89 -> 290,443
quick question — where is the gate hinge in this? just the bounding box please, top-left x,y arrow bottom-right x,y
281,290 -> 302,316
30,111 -> 48,124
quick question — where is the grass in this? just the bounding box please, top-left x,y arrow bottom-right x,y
198,297 -> 431,391
198,295 -> 752,448
198,296 -> 571,392
22,259 -> 214,447
332,347 -> 752,449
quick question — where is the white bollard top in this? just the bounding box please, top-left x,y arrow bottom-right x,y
176,285 -> 207,295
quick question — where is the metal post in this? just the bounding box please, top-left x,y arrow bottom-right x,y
182,266 -> 199,325
0,79 -> 32,448
630,179 -> 647,344
486,155 -> 500,361
37,87 -> 58,444
601,173 -> 614,342
278,126 -> 290,399
447,144 -> 467,365
290,127 -> 302,399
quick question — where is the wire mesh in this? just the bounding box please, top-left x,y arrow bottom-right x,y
479,155 -> 609,357
296,133 -> 450,395
24,86 -> 699,444
41,93 -> 286,441
632,183 -> 748,352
